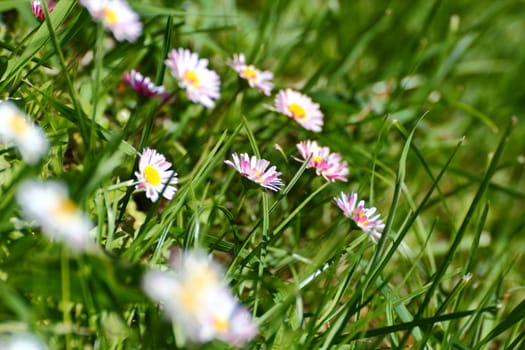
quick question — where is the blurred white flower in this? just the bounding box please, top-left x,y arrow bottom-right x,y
80,0 -> 142,42
1,333 -> 47,350
142,249 -> 257,346
16,180 -> 94,251
0,101 -> 49,164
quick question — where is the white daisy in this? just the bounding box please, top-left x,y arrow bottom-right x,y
0,101 -> 49,165
16,180 -> 94,251
165,48 -> 220,108
228,53 -> 273,95
142,249 -> 258,346
134,148 -> 178,202
80,0 -> 142,42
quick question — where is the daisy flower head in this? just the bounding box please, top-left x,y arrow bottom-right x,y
1,333 -> 48,350
295,140 -> 349,182
0,101 -> 49,164
16,180 -> 94,251
275,89 -> 324,132
135,148 -> 178,202
224,153 -> 284,192
165,48 -> 221,108
123,70 -> 169,100
334,192 -> 385,240
31,0 -> 56,21
79,0 -> 142,42
227,53 -> 273,95
142,249 -> 258,346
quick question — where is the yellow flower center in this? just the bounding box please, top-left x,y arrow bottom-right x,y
357,211 -> 368,225
312,156 -> 324,164
183,70 -> 200,88
144,165 -> 161,186
179,288 -> 199,313
9,115 -> 29,136
288,103 -> 306,120
213,317 -> 230,334
242,67 -> 258,81
103,7 -> 118,25
54,197 -> 78,217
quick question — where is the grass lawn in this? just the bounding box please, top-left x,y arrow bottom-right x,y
0,0 -> 524,349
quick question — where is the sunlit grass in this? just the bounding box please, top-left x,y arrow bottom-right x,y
0,0 -> 524,349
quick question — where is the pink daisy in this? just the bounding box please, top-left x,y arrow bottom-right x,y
275,89 -> 323,132
124,70 -> 169,100
334,192 -> 385,240
227,53 -> 273,95
295,140 -> 349,182
165,48 -> 221,108
31,0 -> 56,21
224,153 -> 283,191
135,148 -> 178,202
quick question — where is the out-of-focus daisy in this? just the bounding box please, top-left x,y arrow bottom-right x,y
142,249 -> 258,346
334,192 -> 385,240
295,140 -> 349,182
274,89 -> 323,132
134,148 -> 178,202
224,153 -> 283,191
79,0 -> 142,42
1,333 -> 48,350
123,70 -> 169,100
227,53 -> 273,96
31,0 -> 56,21
0,101 -> 49,164
16,180 -> 94,251
165,48 -> 220,108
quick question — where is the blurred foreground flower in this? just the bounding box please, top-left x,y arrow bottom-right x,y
165,48 -> 220,108
124,70 -> 169,100
31,0 -> 56,21
334,192 -> 385,240
135,148 -> 178,202
1,333 -> 48,350
0,101 -> 49,164
80,0 -> 142,42
225,153 -> 283,191
142,249 -> 258,346
275,89 -> 323,132
228,53 -> 273,95
295,140 -> 349,182
16,180 -> 94,251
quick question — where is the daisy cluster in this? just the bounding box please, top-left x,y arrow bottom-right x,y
0,1 -> 389,347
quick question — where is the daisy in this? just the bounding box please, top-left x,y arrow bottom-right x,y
295,140 -> 349,182
334,192 -> 385,240
0,101 -> 49,165
1,333 -> 48,350
123,70 -> 169,100
274,89 -> 323,132
135,148 -> 178,202
79,0 -> 142,42
165,48 -> 220,108
142,249 -> 258,346
227,53 -> 273,95
224,153 -> 283,191
16,180 -> 94,251
31,0 -> 56,21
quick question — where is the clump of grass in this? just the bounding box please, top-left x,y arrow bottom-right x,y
0,1 -> 524,349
